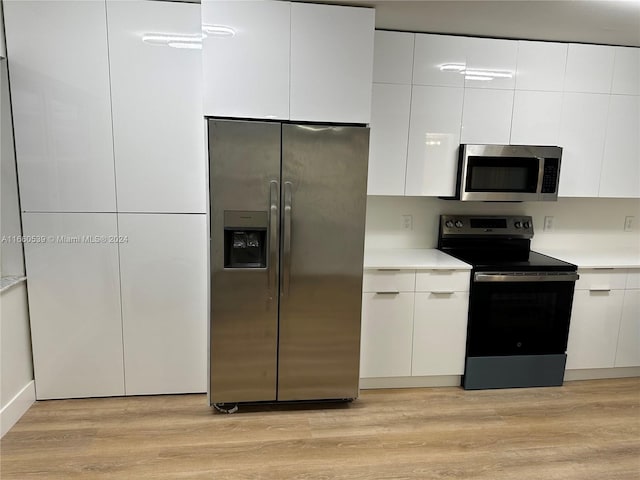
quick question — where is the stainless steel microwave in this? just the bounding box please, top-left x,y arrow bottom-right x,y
455,144 -> 562,202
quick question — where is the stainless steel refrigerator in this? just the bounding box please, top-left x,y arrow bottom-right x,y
208,119 -> 369,406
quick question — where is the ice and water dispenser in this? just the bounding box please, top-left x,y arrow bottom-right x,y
224,211 -> 267,268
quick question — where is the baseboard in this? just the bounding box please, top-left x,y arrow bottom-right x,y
1,380 -> 35,438
564,367 -> 640,381
360,375 -> 462,389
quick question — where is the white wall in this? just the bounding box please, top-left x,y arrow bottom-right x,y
365,196 -> 640,252
1,56 -> 34,437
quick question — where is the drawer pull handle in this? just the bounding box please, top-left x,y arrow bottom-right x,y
375,291 -> 400,295
376,269 -> 401,272
431,291 -> 455,295
589,287 -> 611,292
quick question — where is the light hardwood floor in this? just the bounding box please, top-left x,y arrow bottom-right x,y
1,378 -> 639,479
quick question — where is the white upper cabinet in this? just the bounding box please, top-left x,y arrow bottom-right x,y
406,85 -> 464,196
558,93 -> 610,197
368,84 -> 411,195
564,44 -> 615,94
461,88 -> 514,145
599,95 -> 640,198
510,91 -> 562,145
22,213 -> 124,399
515,41 -> 567,91
290,3 -> 375,123
119,214 -> 208,395
202,0 -> 290,119
611,47 -> 640,95
373,30 -> 414,84
107,1 -> 206,214
3,0 -> 116,212
0,5 -> 5,59
413,34 -> 468,87
464,37 -> 518,90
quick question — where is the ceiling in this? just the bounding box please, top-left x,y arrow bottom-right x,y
187,0 -> 640,47
347,0 -> 640,47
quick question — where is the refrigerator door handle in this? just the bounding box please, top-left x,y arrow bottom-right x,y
282,181 -> 292,298
269,180 -> 279,300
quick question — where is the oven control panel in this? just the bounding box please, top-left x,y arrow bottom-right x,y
440,215 -> 534,238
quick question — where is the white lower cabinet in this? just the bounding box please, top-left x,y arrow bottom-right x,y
22,213 -> 125,399
412,291 -> 469,376
360,268 -> 470,381
360,292 -> 414,378
566,287 -> 624,370
23,213 -> 208,399
118,214 -> 208,394
615,289 -> 640,367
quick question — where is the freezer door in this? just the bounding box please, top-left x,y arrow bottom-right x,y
209,119 -> 281,404
279,124 -> 369,401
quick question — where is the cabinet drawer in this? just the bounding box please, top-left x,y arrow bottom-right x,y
363,270 -> 415,293
575,269 -> 628,291
415,270 -> 469,293
626,269 -> 640,289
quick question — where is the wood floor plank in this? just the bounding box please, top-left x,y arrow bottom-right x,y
1,378 -> 638,479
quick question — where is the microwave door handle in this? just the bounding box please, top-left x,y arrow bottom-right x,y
281,181 -> 292,299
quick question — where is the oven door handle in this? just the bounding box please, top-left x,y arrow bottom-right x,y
474,272 -> 580,283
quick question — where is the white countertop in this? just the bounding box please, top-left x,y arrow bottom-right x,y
536,248 -> 640,269
364,249 -> 472,270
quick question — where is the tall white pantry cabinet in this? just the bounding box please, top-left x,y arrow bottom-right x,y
4,0 -> 207,399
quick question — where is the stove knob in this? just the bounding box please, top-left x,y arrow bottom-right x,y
445,220 -> 454,228
514,221 -> 522,228
455,220 -> 463,228
523,221 -> 531,229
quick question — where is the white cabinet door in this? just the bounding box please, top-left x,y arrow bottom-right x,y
360,292 -> 414,378
3,0 -> 116,212
22,213 -> 124,399
611,47 -> 640,95
118,214 -> 208,395
406,85 -> 464,196
413,34 -> 468,88
464,37 -> 518,90
368,84 -> 411,195
558,93 -> 610,197
515,41 -> 567,92
290,3 -> 375,123
202,0 -> 290,119
412,292 -> 469,376
599,95 -> 640,198
564,44 -> 615,94
373,30 -> 414,85
107,1 -> 206,214
615,289 -> 640,367
566,289 -> 624,370
461,88 -> 514,145
510,90 -> 562,145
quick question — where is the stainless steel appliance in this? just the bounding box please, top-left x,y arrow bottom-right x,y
438,215 -> 579,390
454,144 -> 562,202
208,119 -> 369,407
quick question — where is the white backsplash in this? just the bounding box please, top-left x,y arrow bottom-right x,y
365,196 -> 640,252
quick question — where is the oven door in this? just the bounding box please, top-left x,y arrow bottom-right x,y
467,271 -> 579,356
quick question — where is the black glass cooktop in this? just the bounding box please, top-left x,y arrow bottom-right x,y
443,250 -> 577,272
